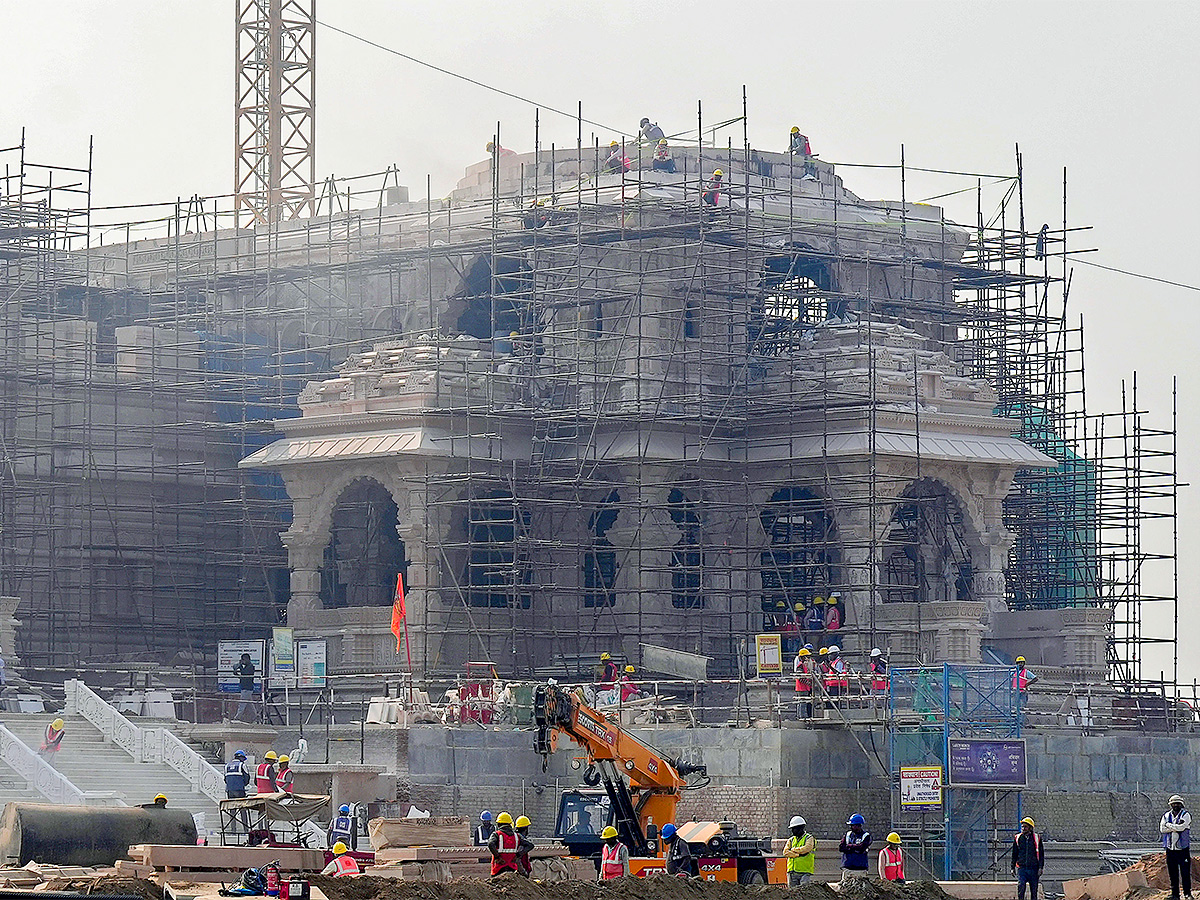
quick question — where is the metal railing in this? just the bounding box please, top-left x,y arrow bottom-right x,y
0,723 -> 89,805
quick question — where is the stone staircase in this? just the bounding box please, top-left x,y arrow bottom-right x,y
1,713 -> 221,833
0,758 -> 46,804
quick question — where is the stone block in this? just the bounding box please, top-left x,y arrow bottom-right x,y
1062,869 -> 1147,900
1090,755 -> 1110,783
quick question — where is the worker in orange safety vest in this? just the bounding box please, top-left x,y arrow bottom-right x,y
321,842 -> 360,877
598,826 -> 630,879
488,812 -> 531,877
255,750 -> 278,793
878,832 -> 905,882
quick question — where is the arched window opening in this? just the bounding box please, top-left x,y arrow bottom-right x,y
464,489 -> 532,608
748,254 -> 839,355
320,479 -> 407,609
882,482 -> 973,604
759,488 -> 837,653
668,488 -> 704,609
583,491 -> 620,608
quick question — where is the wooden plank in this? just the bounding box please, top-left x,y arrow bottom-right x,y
138,845 -> 325,871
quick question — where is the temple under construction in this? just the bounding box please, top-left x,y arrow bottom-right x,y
0,123 -> 1179,690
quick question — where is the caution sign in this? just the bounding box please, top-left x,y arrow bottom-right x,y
899,766 -> 943,809
755,634 -> 783,676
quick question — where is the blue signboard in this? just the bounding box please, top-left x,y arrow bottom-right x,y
947,739 -> 1027,788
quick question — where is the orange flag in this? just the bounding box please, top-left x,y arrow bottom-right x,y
391,574 -> 406,652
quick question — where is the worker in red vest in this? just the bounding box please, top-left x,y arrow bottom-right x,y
255,751 -> 278,793
1012,656 -> 1038,696
793,647 -> 813,719
488,812 -> 530,877
598,826 -> 629,879
320,842 -> 360,877
878,832 -> 905,882
39,718 -> 66,761
515,816 -> 534,877
276,755 -> 293,793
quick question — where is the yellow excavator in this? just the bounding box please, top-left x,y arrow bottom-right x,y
534,682 -> 782,883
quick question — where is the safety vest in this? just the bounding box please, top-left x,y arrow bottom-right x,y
491,829 -> 520,876
1013,668 -> 1030,691
794,659 -> 812,693
870,660 -> 889,692
600,841 -> 626,879
331,855 -> 360,877
826,658 -> 848,690
330,815 -> 354,843
786,833 -> 816,874
255,762 -> 276,793
880,846 -> 904,881
277,768 -> 294,793
42,725 -> 64,752
224,761 -> 248,792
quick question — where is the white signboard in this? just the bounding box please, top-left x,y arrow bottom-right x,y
218,640 -> 266,694
273,627 -> 295,673
900,765 -> 944,809
297,639 -> 327,688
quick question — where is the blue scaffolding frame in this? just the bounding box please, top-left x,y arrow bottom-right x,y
889,665 -> 1024,880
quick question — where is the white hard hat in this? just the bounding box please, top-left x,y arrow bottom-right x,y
1170,794 -> 1185,804
870,648 -> 882,657
789,815 -> 806,828
828,645 -> 840,654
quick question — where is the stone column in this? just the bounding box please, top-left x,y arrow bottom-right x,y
1059,607 -> 1112,673
0,596 -> 20,664
282,531 -> 326,626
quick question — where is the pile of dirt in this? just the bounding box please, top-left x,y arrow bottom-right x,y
54,876 -> 164,900
1124,852 -> 1200,891
311,874 -> 950,900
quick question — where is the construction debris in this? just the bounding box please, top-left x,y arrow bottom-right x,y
1120,852 -> 1200,892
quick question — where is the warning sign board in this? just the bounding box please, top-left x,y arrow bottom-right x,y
900,766 -> 943,809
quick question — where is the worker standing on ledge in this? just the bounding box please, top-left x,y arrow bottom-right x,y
638,118 -> 665,144
839,813 -> 871,881
598,825 -> 630,879
793,647 -> 813,719
662,823 -> 693,877
702,170 -> 723,207
321,842 -> 360,877
878,832 -> 905,882
38,717 -> 65,763
1160,794 -> 1192,900
1012,816 -> 1045,900
255,750 -> 278,794
515,815 -> 534,877
329,804 -> 356,850
1013,656 -> 1038,697
788,127 -> 818,181
783,815 -> 816,885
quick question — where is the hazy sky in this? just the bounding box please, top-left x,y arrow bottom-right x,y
4,1 -> 1198,682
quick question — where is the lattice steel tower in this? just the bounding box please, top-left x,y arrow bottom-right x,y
234,0 -> 316,225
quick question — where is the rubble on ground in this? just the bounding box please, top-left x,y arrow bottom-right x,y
1123,853 -> 1200,891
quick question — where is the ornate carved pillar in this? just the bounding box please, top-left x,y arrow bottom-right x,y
281,531 -> 326,626
1058,608 -> 1112,673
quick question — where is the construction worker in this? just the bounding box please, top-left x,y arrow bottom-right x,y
598,653 -> 620,689
869,649 -> 889,693
225,750 -> 251,799
1011,817 -> 1044,900
803,598 -> 826,634
38,717 -> 65,762
839,813 -> 871,881
1160,795 -> 1192,900
783,815 -> 816,885
139,793 -> 168,809
638,118 -> 666,144
829,645 -> 849,696
321,842 -> 360,877
619,665 -> 642,702
702,170 -> 723,207
793,648 -> 813,719
486,141 -> 517,159
878,832 -> 905,882
825,592 -> 844,630
661,823 -> 693,877
475,810 -> 495,845
487,812 -> 529,877
515,815 -> 534,877
602,142 -> 630,175
255,750 -> 278,793
1012,656 -> 1038,696
652,140 -> 676,174
233,653 -> 256,722
788,127 -> 818,181
276,755 -> 294,793
328,804 -> 356,850
598,825 -> 629,879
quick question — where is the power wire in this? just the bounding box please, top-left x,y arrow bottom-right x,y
1071,257 -> 1200,294
316,19 -> 622,135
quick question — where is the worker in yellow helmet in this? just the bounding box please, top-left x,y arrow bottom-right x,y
1012,817 -> 1044,900
703,169 -> 723,207
321,841 -> 360,877
138,793 -> 168,809
878,832 -> 904,882
488,812 -> 532,877
515,816 -> 534,877
39,717 -> 66,761
255,751 -> 278,794
277,755 -> 294,793
602,141 -> 630,175
598,825 -> 629,880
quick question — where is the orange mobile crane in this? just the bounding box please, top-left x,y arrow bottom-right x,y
533,682 -> 781,883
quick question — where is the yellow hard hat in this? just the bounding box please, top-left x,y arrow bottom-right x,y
600,652 -> 611,661
658,139 -> 668,145
713,169 -> 723,177
791,126 -> 800,133
819,647 -> 829,656
496,812 -> 514,825
265,750 -> 278,760
610,141 -> 619,147
332,841 -> 348,854
886,832 -> 901,844
1021,817 -> 1035,828
797,648 -> 810,657
516,815 -> 531,828
793,602 -> 805,612
154,793 -> 168,803
624,665 -> 635,673
1016,656 -> 1026,663
813,597 -> 826,605
601,826 -> 618,840
52,718 -> 64,730
278,755 -> 290,763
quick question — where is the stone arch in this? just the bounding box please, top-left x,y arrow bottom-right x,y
667,487 -> 704,610
456,485 -> 532,609
301,466 -> 411,550
583,490 -> 621,608
881,477 -> 977,605
319,476 -> 409,609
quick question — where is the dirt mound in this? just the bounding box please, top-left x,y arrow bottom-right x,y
55,876 -> 164,900
311,874 -> 945,900
1124,853 -> 1200,891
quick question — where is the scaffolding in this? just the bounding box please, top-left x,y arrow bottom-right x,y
0,112 -> 1180,692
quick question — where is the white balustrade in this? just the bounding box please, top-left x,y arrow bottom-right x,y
0,723 -> 87,805
64,679 -> 225,803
